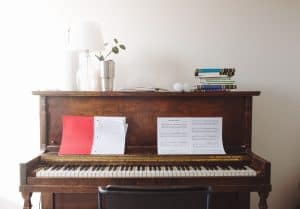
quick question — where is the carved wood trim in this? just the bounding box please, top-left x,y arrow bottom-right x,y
40,96 -> 47,151
244,96 -> 252,151
258,191 -> 269,209
21,192 -> 32,209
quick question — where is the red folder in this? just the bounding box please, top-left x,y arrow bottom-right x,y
59,116 -> 94,155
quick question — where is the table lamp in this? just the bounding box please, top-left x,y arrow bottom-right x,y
69,21 -> 104,90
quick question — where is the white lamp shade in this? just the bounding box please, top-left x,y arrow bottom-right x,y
69,21 -> 104,51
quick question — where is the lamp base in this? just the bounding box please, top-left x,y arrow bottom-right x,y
76,51 -> 101,91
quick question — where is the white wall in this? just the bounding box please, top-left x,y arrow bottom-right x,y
0,0 -> 299,209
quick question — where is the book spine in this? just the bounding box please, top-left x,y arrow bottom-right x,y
199,79 -> 235,83
199,81 -> 235,85
195,68 -> 235,77
195,68 -> 221,73
197,84 -> 237,90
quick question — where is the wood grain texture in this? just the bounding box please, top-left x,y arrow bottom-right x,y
45,192 -> 250,209
39,92 -> 259,154
41,193 -> 54,209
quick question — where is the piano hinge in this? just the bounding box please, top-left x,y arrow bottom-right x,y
241,144 -> 250,152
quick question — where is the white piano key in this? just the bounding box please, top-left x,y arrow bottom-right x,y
228,166 -> 236,176
244,166 -> 257,176
200,166 -> 209,176
216,166 -> 224,176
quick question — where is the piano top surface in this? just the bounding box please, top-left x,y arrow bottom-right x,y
32,90 -> 260,97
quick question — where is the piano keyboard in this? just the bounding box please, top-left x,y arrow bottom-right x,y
35,165 -> 257,178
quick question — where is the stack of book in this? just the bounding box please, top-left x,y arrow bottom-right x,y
194,68 -> 236,91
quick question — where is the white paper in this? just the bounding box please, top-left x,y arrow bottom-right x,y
91,117 -> 127,154
157,117 -> 225,155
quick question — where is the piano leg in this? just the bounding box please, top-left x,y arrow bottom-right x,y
21,192 -> 32,209
258,191 -> 269,209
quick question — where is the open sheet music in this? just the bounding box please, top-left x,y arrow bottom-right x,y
157,117 -> 225,155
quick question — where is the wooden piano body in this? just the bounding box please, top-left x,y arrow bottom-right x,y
20,91 -> 271,209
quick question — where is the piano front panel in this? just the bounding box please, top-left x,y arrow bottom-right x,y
45,192 -> 250,209
45,95 -> 249,154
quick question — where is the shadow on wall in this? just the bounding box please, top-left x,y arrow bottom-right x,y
251,88 -> 300,209
0,196 -> 21,209
117,51 -> 186,89
142,52 -> 186,86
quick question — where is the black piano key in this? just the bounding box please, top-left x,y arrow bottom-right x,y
219,165 -> 227,170
55,165 -> 61,170
205,166 -> 212,170
239,165 -> 247,170
49,165 -> 56,170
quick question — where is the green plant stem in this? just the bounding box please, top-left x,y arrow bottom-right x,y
104,50 -> 112,60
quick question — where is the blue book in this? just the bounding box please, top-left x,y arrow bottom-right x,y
194,68 -> 235,77
196,68 -> 221,73
200,85 -> 223,89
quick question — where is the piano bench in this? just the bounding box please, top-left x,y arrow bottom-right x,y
98,185 -> 211,209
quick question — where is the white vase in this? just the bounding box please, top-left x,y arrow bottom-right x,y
76,67 -> 100,91
76,51 -> 101,91
63,50 -> 77,90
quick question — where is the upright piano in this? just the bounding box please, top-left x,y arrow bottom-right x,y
19,91 -> 271,209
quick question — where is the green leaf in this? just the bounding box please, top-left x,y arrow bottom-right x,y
119,44 -> 126,50
112,47 -> 119,54
95,55 -> 105,61
113,38 -> 119,44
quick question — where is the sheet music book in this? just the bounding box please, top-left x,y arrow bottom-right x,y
157,117 -> 225,155
59,116 -> 127,155
91,116 -> 127,154
59,116 -> 94,155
